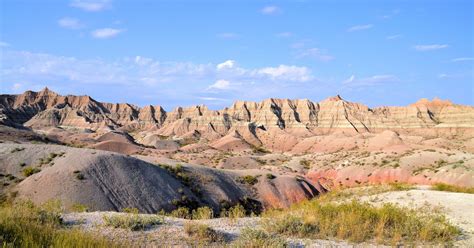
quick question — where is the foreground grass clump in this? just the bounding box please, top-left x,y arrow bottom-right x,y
233,228 -> 287,248
184,222 -> 224,244
316,183 -> 413,203
0,200 -> 119,247
103,210 -> 163,231
432,183 -> 474,194
262,200 -> 460,245
22,167 -> 41,177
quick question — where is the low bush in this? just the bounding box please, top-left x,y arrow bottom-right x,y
0,200 -> 120,247
233,228 -> 287,248
170,207 -> 191,219
184,222 -> 224,243
299,159 -> 311,169
22,167 -> 41,177
266,173 -> 276,180
71,203 -> 89,213
191,206 -> 214,220
262,200 -> 461,245
221,204 -> 246,219
103,212 -> 162,231
238,175 -> 258,185
432,183 -> 474,194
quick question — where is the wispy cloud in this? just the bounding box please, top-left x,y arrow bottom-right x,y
70,0 -> 111,12
58,17 -> 83,29
381,9 -> 400,19
451,57 -> 473,62
216,60 -> 237,70
217,32 -> 239,39
261,5 -> 280,15
276,32 -> 292,38
208,79 -> 231,90
343,74 -> 399,87
0,41 -> 10,47
91,28 -> 124,39
296,48 -> 334,62
414,44 -> 449,51
386,34 -> 402,40
347,24 -> 373,32
1,50 -> 317,106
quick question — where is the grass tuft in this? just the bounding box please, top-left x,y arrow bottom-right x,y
103,212 -> 163,231
0,200 -> 120,247
432,183 -> 474,194
184,222 -> 224,244
233,228 -> 287,248
262,199 -> 461,245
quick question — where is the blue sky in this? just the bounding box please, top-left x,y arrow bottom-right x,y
0,0 -> 473,110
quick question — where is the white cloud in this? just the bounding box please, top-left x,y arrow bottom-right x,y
216,60 -> 236,70
438,73 -> 448,79
58,17 -> 83,29
451,57 -> 473,62
343,75 -> 355,84
70,0 -> 110,12
297,48 -> 334,62
343,74 -> 398,87
208,79 -> 231,90
217,33 -> 239,39
257,65 -> 313,82
276,32 -> 292,38
347,24 -> 373,32
91,28 -> 123,39
261,5 -> 280,15
1,51 -> 315,93
386,34 -> 402,40
0,41 -> 9,47
414,44 -> 449,51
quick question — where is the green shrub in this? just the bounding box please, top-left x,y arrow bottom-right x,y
71,203 -> 89,213
102,213 -> 162,231
238,175 -> 258,185
221,204 -> 246,219
251,146 -> 270,154
0,200 -> 120,247
184,222 -> 224,243
192,206 -> 214,220
262,200 -> 461,244
233,228 -> 287,248
432,183 -> 474,194
170,207 -> 191,219
22,167 -> 41,177
266,173 -> 276,180
299,159 -> 311,169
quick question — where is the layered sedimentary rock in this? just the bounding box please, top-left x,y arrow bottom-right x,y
1,88 -> 473,147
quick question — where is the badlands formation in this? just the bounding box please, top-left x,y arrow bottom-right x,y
0,87 -> 473,213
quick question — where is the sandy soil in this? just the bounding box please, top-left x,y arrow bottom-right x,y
62,188 -> 473,247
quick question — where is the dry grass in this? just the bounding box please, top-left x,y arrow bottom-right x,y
0,200 -> 121,247
262,199 -> 461,245
318,183 -> 414,203
103,211 -> 163,231
232,228 -> 287,248
432,183 -> 474,194
184,222 -> 224,244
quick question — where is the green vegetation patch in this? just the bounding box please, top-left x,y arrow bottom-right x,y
22,167 -> 41,177
184,222 -> 224,244
262,200 -> 460,245
0,200 -> 120,247
432,183 -> 474,194
233,228 -> 287,248
103,212 -> 163,231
